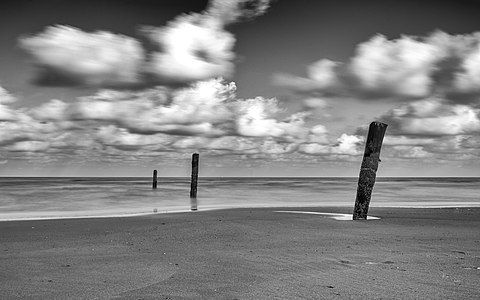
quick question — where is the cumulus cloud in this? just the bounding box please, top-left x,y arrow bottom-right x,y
144,14 -> 236,83
172,135 -> 297,156
143,0 -> 272,83
55,78 -> 312,140
350,34 -> 441,98
275,31 -> 480,102
0,105 -> 67,149
1,80 -> 372,166
298,143 -> 331,155
7,141 -> 51,152
275,30 -> 480,164
381,134 -> 478,160
94,126 -> 174,151
19,1 -> 272,87
379,98 -> 480,136
1,80 -> 319,152
272,59 -> 342,96
0,87 -> 95,155
334,134 -> 363,155
299,134 -> 363,156
356,95 -> 480,161
234,98 -> 310,139
455,43 -> 480,94
19,25 -> 145,87
69,79 -> 236,136
30,99 -> 69,121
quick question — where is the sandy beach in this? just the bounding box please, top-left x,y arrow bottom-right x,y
1,206 -> 479,299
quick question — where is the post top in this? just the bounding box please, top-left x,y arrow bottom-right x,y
371,121 -> 388,127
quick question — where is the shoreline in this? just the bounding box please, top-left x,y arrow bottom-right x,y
2,202 -> 480,222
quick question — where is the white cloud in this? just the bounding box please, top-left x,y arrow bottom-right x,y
70,79 -> 235,136
333,134 -> 363,155
275,31 -> 480,102
298,143 -> 331,155
19,1 -> 273,87
145,0 -> 272,83
7,79 -> 311,143
371,95 -> 480,161
381,98 -> 480,136
272,73 -> 342,96
7,141 -> 51,152
299,134 -> 363,156
0,104 -> 18,122
19,25 -> 144,87
0,109 -> 66,147
258,139 -> 297,154
0,81 -> 376,164
170,136 -> 207,150
350,34 -> 441,98
172,135 -> 298,156
30,99 -> 69,121
307,59 -> 340,88
455,43 -> 480,93
307,125 -> 329,144
145,14 -> 235,83
94,126 -> 174,150
0,79 -> 320,154
234,98 -> 310,139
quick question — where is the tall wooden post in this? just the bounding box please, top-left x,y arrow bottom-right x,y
353,122 -> 387,220
190,153 -> 199,211
152,170 -> 157,189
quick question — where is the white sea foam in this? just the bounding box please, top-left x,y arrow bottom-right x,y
274,210 -> 381,221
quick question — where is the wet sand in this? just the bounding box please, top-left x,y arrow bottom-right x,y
1,207 -> 479,299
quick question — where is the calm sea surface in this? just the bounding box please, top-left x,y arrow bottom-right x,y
1,177 -> 479,220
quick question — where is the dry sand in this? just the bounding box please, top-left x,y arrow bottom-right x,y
1,207 -> 479,299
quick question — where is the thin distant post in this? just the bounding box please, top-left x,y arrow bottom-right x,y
152,170 -> 158,189
353,121 -> 387,220
190,153 -> 199,211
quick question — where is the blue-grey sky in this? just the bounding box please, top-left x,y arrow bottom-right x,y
1,0 -> 480,176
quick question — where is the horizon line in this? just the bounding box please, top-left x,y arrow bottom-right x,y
0,175 -> 479,178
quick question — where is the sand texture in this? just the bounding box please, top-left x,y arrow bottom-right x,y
1,207 -> 479,299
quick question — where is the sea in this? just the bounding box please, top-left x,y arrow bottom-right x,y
1,177 -> 479,221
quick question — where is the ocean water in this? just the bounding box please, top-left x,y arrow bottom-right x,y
0,177 -> 479,221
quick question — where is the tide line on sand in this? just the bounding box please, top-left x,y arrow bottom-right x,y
274,211 -> 381,221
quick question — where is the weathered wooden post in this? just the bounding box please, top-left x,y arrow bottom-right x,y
190,153 -> 199,211
353,121 -> 387,220
152,170 -> 157,189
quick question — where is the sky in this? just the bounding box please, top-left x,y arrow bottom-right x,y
1,0 -> 480,177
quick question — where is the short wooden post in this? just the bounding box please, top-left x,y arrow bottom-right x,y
190,153 -> 199,211
152,170 -> 157,189
353,121 -> 387,220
